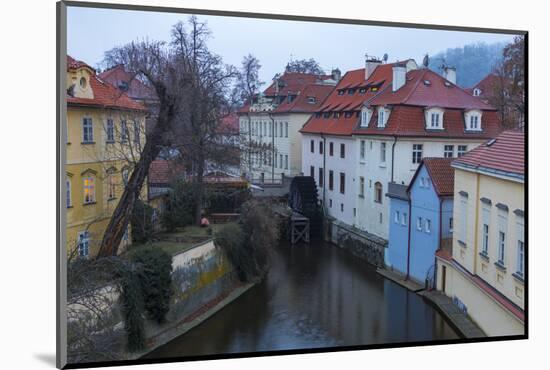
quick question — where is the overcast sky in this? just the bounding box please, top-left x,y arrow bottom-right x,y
67,6 -> 518,84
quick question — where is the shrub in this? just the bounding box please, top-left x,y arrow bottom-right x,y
162,180 -> 198,231
130,248 -> 174,323
214,223 -> 250,281
131,199 -> 155,243
216,200 -> 279,282
119,270 -> 146,352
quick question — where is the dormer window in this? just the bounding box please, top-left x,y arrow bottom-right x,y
79,77 -> 87,89
323,112 -> 331,118
338,89 -> 345,95
360,107 -> 372,127
425,107 -> 444,130
359,88 -> 366,94
430,113 -> 441,128
348,89 -> 356,95
377,107 -> 389,128
308,96 -> 316,104
465,110 -> 483,131
473,88 -> 481,97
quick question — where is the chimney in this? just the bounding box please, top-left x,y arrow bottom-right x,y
365,54 -> 382,80
392,64 -> 407,92
443,66 -> 456,85
331,68 -> 341,81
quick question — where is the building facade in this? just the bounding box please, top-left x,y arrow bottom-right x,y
301,58 -> 502,250
239,71 -> 337,183
436,130 -> 525,336
387,158 -> 454,284
66,56 -> 147,258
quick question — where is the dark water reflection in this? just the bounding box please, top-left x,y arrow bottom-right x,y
145,242 -> 458,359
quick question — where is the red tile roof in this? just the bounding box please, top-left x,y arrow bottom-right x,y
468,73 -> 507,100
452,130 -> 525,180
148,159 -> 186,185
263,72 -> 331,96
273,83 -> 334,113
67,55 -> 94,71
300,62 -> 405,136
353,105 -> 501,139
422,158 -> 455,196
99,65 -> 157,102
366,68 -> 494,110
217,112 -> 239,134
67,56 -> 147,112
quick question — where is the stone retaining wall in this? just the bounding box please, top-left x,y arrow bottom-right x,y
329,220 -> 388,267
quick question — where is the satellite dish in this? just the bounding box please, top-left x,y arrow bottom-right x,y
422,54 -> 429,68
383,53 -> 388,63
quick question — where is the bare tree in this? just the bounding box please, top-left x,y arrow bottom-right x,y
97,16 -> 239,256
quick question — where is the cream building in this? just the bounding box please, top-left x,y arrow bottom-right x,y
436,130 -> 525,336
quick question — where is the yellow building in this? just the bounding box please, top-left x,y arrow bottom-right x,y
66,56 -> 147,258
436,130 -> 525,336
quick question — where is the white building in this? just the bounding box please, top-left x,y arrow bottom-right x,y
239,71 -> 337,183
301,57 -> 503,248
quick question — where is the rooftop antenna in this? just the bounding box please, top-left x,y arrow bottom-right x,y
383,53 -> 389,63
422,53 -> 430,68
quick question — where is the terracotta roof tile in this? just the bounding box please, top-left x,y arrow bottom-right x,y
452,130 -> 524,179
67,56 -> 146,112
422,158 -> 455,196
99,65 -> 157,102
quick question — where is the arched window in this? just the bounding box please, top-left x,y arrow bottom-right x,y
374,182 -> 383,203
122,167 -> 129,187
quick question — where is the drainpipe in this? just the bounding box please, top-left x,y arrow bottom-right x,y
268,113 -> 275,183
246,113 -> 252,178
321,133 -> 327,210
391,135 -> 398,183
434,196 -> 443,290
406,196 -> 412,280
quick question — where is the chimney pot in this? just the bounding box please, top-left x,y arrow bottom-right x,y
443,66 -> 457,85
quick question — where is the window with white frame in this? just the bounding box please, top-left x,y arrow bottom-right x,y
83,176 -> 95,204
430,112 -> 441,128
444,145 -> 454,158
361,108 -> 371,127
285,122 -> 288,137
465,111 -> 482,131
425,219 -> 431,233
82,117 -> 93,143
78,231 -> 90,258
516,219 -> 524,276
122,168 -> 129,186
360,140 -> 366,160
412,144 -> 423,164
280,154 -> 283,169
402,212 -> 407,226
359,176 -> 365,197
457,145 -> 468,157
417,217 -> 423,231
280,122 -> 283,137
374,182 -> 382,203
395,210 -> 400,224
380,142 -> 386,164
449,217 -> 454,232
459,196 -> 468,243
482,208 -> 490,255
517,240 -> 524,277
377,108 -> 386,127
285,155 -> 288,169
498,231 -> 506,265
106,119 -> 115,142
66,178 -> 72,207
473,88 -> 481,97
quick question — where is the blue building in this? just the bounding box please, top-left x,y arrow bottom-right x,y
386,158 -> 454,285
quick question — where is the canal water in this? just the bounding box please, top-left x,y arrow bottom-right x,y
145,241 -> 458,359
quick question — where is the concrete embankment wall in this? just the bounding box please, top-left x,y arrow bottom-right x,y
166,239 -> 236,323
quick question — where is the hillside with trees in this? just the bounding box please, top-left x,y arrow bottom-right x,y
428,42 -> 506,87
